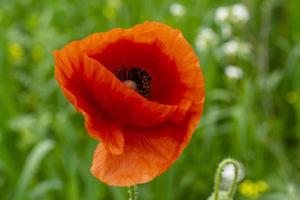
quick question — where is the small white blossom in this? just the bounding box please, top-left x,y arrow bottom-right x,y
223,40 -> 239,55
214,4 -> 250,26
169,3 -> 186,17
195,27 -> 219,51
215,7 -> 230,23
222,40 -> 252,57
231,4 -> 250,24
225,65 -> 243,80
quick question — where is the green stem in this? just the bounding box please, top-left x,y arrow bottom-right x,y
213,158 -> 240,200
128,185 -> 138,200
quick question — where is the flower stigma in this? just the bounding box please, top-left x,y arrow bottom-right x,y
123,80 -> 138,91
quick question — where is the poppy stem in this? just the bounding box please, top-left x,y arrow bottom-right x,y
128,185 -> 138,200
213,158 -> 240,200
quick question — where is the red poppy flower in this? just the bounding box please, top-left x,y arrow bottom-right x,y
54,21 -> 205,186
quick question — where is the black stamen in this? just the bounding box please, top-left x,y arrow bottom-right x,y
114,67 -> 152,98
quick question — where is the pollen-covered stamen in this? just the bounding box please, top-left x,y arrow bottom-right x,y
114,67 -> 152,98
123,80 -> 137,91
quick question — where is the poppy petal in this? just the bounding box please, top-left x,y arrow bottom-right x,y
84,22 -> 204,119
54,68 -> 125,154
85,112 -> 124,155
91,112 -> 201,186
55,48 -> 178,127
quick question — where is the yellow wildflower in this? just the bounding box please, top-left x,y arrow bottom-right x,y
103,0 -> 122,19
255,180 -> 269,193
286,91 -> 299,104
239,180 -> 269,199
8,42 -> 24,63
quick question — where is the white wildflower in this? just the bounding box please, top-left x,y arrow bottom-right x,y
225,65 -> 243,80
169,3 -> 186,17
215,6 -> 230,23
195,27 -> 219,51
222,40 -> 252,57
222,40 -> 239,55
215,4 -> 250,25
231,4 -> 250,24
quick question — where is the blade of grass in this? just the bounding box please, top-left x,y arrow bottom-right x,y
13,140 -> 54,200
28,179 -> 62,200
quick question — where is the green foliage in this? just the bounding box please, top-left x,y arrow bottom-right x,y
13,140 -> 55,200
0,0 -> 300,199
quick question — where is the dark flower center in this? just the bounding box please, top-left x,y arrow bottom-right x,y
114,67 -> 152,98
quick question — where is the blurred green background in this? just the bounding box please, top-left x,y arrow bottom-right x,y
0,0 -> 300,199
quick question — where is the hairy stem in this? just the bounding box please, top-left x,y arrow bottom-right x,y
213,158 -> 240,200
128,185 -> 138,200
